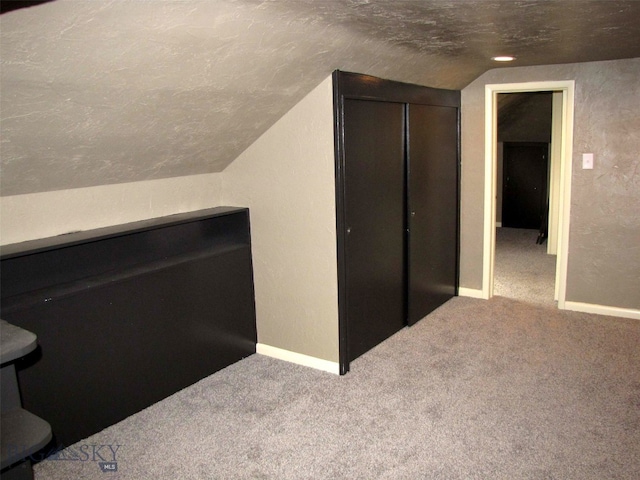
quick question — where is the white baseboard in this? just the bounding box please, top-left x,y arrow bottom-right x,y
496,222 -> 502,227
563,301 -> 640,320
256,343 -> 340,375
458,287 -> 486,299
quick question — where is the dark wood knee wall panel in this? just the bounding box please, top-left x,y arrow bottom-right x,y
0,207 -> 257,450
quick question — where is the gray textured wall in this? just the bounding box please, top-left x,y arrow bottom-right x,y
461,58 -> 640,310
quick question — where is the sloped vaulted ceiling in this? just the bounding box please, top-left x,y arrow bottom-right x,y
2,0 -> 640,196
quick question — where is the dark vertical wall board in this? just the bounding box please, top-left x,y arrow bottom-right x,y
342,99 -> 406,363
0,207 -> 257,449
333,70 -> 460,374
407,104 -> 460,324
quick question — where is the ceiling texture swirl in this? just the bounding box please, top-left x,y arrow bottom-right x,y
2,0 -> 640,196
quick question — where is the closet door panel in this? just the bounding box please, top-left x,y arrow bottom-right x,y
407,104 -> 458,325
343,99 -> 406,361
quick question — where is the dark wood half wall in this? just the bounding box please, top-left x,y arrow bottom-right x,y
0,207 -> 257,451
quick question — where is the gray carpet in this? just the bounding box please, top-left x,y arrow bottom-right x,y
34,296 -> 640,479
494,227 -> 557,306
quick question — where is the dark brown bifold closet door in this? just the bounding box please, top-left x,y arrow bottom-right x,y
406,104 -> 459,325
342,98 -> 406,362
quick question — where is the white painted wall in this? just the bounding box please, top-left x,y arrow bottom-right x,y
222,75 -> 339,365
0,173 -> 223,245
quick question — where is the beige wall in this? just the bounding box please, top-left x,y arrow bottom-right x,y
461,58 -> 640,310
222,75 -> 339,363
0,173 -> 223,245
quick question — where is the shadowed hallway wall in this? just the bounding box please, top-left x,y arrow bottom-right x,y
495,92 -> 553,225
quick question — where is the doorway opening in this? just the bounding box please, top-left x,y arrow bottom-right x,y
495,93 -> 553,305
483,81 -> 575,309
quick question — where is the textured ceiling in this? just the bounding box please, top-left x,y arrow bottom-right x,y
2,0 -> 640,196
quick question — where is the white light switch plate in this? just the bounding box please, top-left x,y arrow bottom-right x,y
582,153 -> 594,169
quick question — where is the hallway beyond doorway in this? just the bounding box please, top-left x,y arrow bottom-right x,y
494,227 -> 556,306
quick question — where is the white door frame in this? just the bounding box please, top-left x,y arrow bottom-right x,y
482,81 -> 575,308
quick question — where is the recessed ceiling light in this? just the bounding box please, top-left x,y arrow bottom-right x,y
492,56 -> 515,62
